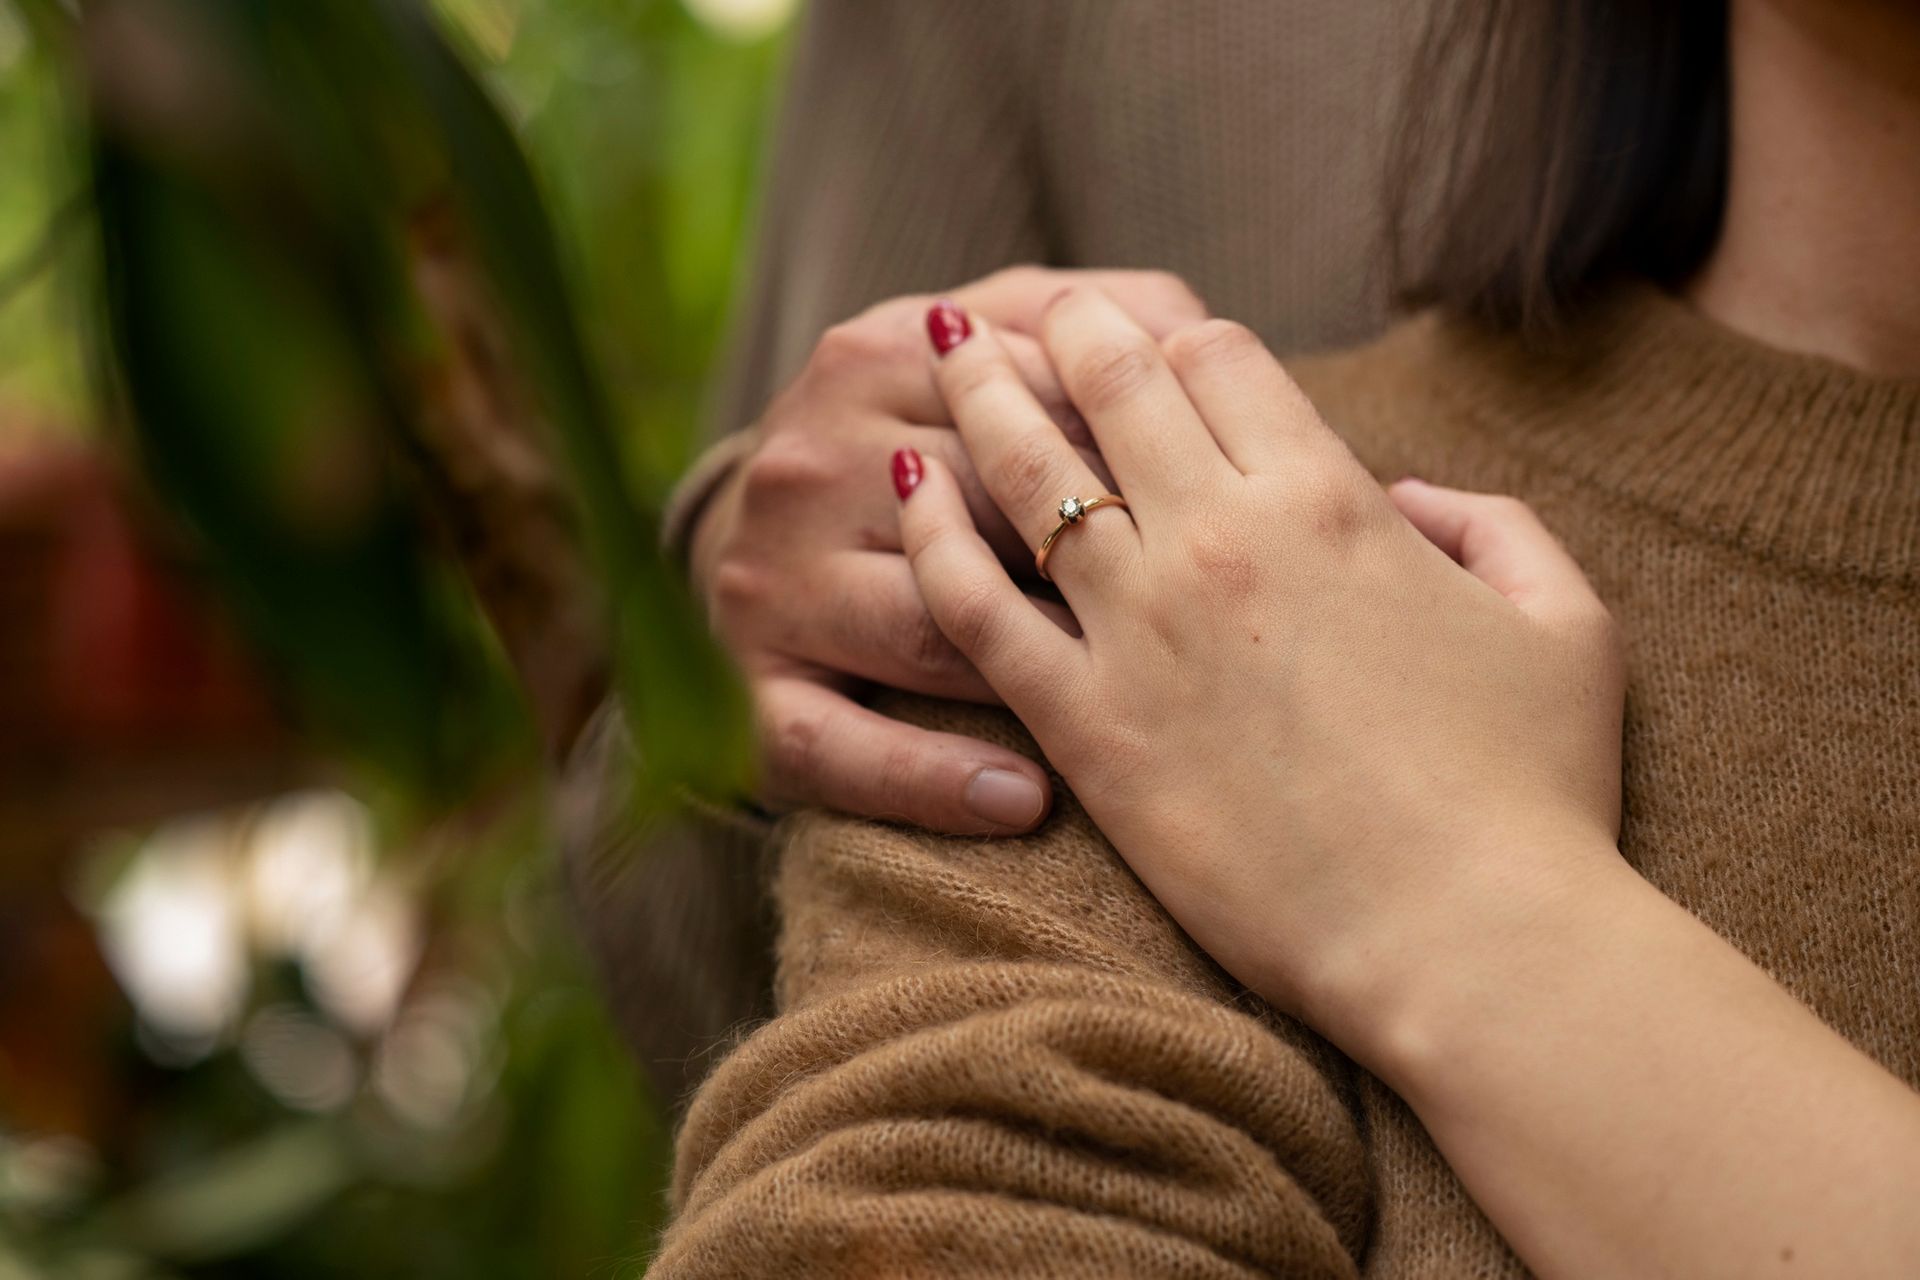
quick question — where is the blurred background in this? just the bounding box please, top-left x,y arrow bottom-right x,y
0,0 -> 791,1273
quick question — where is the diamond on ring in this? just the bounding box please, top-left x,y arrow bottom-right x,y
1035,493 -> 1128,581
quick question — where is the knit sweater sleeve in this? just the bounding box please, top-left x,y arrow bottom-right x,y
651,698 -> 1373,1277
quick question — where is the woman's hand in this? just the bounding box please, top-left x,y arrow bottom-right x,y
898,292 -> 1920,1280
690,267 -> 1207,835
895,288 -> 1626,1050
899,291 -> 1920,1280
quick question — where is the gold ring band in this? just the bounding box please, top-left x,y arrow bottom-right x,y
1035,494 -> 1127,581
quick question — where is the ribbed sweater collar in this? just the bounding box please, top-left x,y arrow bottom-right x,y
1424,285 -> 1920,585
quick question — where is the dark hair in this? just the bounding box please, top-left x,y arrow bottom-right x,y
1388,0 -> 1731,336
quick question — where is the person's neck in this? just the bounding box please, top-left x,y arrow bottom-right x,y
1687,0 -> 1920,378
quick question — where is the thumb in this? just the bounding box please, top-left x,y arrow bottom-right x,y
1387,479 -> 1597,622
755,673 -> 1053,836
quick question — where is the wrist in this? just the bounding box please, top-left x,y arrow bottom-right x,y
1291,826 -> 1641,1091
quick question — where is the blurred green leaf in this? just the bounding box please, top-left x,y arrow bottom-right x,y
375,0 -> 755,808
0,0 -> 89,428
3,0 -> 788,1274
86,0 -> 756,807
89,0 -> 527,798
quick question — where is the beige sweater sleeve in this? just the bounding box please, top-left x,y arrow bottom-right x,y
651,698 -> 1373,1277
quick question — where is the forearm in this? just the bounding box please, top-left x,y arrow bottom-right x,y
1351,848 -> 1920,1280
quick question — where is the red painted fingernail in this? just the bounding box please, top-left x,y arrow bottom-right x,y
891,447 -> 924,500
926,299 -> 972,355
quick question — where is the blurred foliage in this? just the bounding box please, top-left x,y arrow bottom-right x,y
0,0 -> 792,1273
3,791 -> 676,1278
82,0 -> 755,803
0,2 -> 89,430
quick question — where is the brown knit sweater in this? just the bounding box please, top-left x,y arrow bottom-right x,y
634,284 -> 1920,1276
570,0 -> 1423,1105
548,2 -> 1920,1274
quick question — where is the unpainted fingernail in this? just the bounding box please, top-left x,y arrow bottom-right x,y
965,767 -> 1045,829
927,299 -> 972,355
891,447 -> 924,500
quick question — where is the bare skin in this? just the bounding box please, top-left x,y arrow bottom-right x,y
1688,0 -> 1920,377
697,0 -> 1920,835
886,7 -> 1920,1274
695,1 -> 1920,1271
686,266 -> 1205,833
902,287 -> 1920,1280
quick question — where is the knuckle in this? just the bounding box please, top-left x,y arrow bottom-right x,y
903,606 -> 964,677
708,559 -> 765,614
1181,512 -> 1266,601
939,575 -> 1006,658
1164,318 -> 1261,372
762,703 -> 825,794
1292,471 -> 1375,543
871,739 -> 924,803
1073,338 -> 1161,412
807,318 -> 897,380
739,436 -> 833,503
996,430 -> 1070,501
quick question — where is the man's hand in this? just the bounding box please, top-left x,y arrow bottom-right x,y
690,266 -> 1207,833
